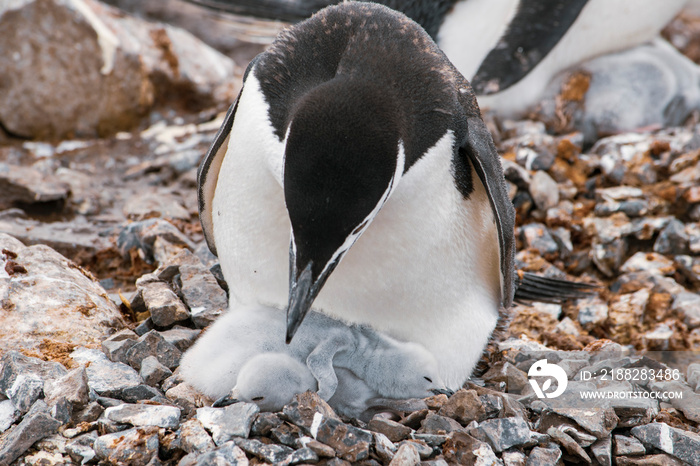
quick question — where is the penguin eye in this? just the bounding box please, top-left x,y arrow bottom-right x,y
252,396 -> 265,401
424,377 -> 433,383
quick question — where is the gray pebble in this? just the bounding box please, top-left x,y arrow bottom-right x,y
614,434 -> 646,456
120,384 -> 163,403
65,432 -> 98,465
71,347 -> 142,399
654,219 -> 689,255
189,441 -> 248,465
675,255 -> 700,286
0,399 -> 20,433
591,437 -> 612,466
101,329 -> 139,364
469,417 -> 533,453
105,403 -> 181,429
160,326 -> 201,352
576,296 -> 609,329
388,442 -> 420,466
126,330 -> 182,371
6,373 -> 44,414
140,355 -> 173,387
529,170 -> 560,211
0,400 -> 61,465
520,223 -> 559,256
94,426 -> 160,465
142,281 -> 191,327
526,444 -> 562,465
417,412 -> 462,435
502,450 -> 527,466
313,415 -> 373,462
672,291 -> 700,329
43,366 -> 89,410
631,422 -> 700,465
196,403 -> 260,445
235,437 -> 294,463
135,317 -> 156,336
179,418 -> 216,454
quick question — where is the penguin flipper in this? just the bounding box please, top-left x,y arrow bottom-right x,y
514,272 -> 599,304
198,55 -> 262,256
306,332 -> 354,401
197,100 -> 237,256
461,113 -> 516,308
184,0 -> 332,23
471,0 -> 589,95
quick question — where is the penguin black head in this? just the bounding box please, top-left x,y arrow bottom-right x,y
284,77 -> 404,342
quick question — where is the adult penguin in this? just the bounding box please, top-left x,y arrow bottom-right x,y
198,2 -> 589,390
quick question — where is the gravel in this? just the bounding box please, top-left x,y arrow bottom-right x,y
1,2 -> 699,465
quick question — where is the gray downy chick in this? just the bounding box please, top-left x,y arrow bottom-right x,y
235,352 -> 318,412
180,304 -> 447,401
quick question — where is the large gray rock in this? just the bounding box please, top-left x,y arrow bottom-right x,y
0,163 -> 70,210
0,234 -> 125,356
0,0 -> 237,139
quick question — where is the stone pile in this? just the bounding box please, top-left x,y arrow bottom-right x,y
1,1 -> 700,464
2,334 -> 699,465
494,118 -> 700,355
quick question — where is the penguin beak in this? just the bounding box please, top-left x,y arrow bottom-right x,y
430,388 -> 455,397
286,246 -> 340,343
286,261 -> 315,343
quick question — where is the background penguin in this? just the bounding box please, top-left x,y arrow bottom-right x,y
184,0 -> 693,118
537,38 -> 700,143
180,304 -> 447,400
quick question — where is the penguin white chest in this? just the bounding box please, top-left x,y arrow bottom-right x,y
212,77 -> 502,389
211,73 -> 291,308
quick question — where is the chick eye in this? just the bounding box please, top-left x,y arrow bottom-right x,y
424,377 -> 433,383
252,396 -> 265,401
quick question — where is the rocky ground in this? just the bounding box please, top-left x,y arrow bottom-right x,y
1,1 -> 700,465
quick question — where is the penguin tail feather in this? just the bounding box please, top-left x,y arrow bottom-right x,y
513,271 -> 599,304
